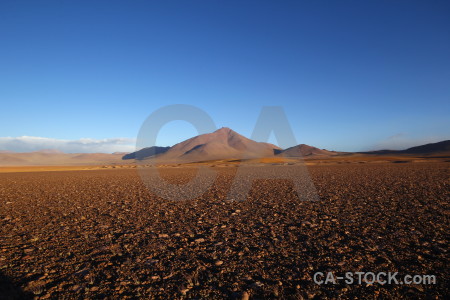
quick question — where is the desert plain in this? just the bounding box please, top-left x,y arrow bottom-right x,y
0,158 -> 448,299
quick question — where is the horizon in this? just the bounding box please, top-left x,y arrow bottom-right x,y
1,1 -> 449,153
1,127 -> 448,154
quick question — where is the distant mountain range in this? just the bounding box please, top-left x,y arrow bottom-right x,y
0,128 -> 448,166
0,151 -> 125,166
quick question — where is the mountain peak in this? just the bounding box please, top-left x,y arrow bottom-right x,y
214,127 -> 233,134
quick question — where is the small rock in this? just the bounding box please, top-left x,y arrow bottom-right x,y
40,293 -> 52,299
251,281 -> 264,288
180,288 -> 190,295
214,260 -> 224,266
243,275 -> 252,281
240,291 -> 250,300
71,285 -> 81,291
74,268 -> 89,277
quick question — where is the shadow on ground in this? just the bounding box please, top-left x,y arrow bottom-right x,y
0,271 -> 32,300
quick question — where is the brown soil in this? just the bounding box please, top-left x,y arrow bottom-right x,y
0,162 -> 448,299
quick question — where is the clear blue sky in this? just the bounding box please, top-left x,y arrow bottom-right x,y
1,0 -> 449,152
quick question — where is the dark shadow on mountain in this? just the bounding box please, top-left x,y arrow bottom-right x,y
0,271 -> 32,300
122,146 -> 170,160
183,144 -> 205,155
273,149 -> 283,155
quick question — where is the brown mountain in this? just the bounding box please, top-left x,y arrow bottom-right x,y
140,127 -> 282,163
278,144 -> 337,157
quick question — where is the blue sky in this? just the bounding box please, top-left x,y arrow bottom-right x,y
1,0 -> 449,152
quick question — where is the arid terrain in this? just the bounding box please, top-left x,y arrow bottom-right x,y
0,161 -> 448,299
0,151 -> 127,167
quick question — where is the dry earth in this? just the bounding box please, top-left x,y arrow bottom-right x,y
0,162 -> 448,299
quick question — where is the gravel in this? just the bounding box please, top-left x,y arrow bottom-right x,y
0,162 -> 448,299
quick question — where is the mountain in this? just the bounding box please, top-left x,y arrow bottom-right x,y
278,144 -> 337,157
122,146 -> 170,160
129,127 -> 281,162
401,140 -> 450,154
363,140 -> 450,156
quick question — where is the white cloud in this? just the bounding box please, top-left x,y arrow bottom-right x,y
0,136 -> 136,153
370,133 -> 446,151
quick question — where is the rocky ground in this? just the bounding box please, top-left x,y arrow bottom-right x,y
0,162 -> 448,299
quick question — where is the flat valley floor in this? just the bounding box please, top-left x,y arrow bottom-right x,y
0,162 -> 448,299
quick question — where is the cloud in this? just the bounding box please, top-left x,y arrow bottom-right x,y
370,133 -> 446,151
0,136 -> 136,153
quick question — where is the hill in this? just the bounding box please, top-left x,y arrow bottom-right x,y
363,140 -> 450,156
122,146 -> 170,160
401,140 -> 450,154
277,144 -> 337,157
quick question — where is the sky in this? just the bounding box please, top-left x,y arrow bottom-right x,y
1,0 -> 449,153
